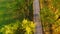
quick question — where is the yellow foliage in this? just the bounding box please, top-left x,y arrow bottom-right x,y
30,22 -> 35,28
22,19 -> 35,34
55,9 -> 59,14
22,19 -> 28,25
26,26 -> 31,33
55,14 -> 59,20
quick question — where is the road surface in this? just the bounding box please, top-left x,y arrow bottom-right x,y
33,0 -> 43,34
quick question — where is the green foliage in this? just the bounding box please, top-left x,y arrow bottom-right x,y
0,0 -> 34,34
0,19 -> 35,34
0,20 -> 20,34
40,7 -> 55,24
40,0 -> 60,34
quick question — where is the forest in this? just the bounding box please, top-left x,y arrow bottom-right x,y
0,0 -> 60,34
